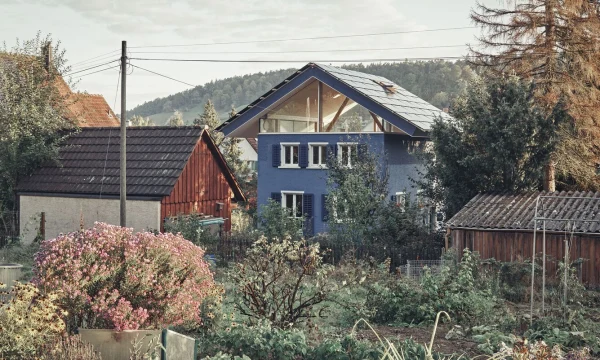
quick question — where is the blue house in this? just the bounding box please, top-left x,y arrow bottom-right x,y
218,63 -> 450,235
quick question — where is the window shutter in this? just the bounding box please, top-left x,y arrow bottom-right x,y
322,194 -> 329,222
327,144 -> 337,161
272,144 -> 280,167
303,194 -> 314,237
299,144 -> 309,168
391,195 -> 397,203
358,143 -> 368,158
270,192 -> 282,204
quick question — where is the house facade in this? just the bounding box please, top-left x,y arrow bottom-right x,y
218,63 -> 449,235
17,126 -> 245,243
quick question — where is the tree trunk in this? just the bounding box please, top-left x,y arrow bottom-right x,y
544,160 -> 556,192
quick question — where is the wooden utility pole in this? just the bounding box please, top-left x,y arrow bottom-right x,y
120,41 -> 127,227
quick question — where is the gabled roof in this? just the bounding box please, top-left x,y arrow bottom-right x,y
17,126 -> 245,201
217,62 -> 451,137
447,191 -> 600,234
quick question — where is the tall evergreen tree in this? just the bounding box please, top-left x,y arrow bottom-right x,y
220,107 -> 249,178
418,75 -> 567,217
194,100 -> 223,146
470,0 -> 600,190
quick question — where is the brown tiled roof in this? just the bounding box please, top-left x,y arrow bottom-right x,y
246,138 -> 258,153
447,191 -> 600,234
16,126 -> 245,201
68,94 -> 119,127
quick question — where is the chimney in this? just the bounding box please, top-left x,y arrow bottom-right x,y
42,42 -> 52,73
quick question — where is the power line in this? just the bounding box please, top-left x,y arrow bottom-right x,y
69,54 -> 122,71
130,64 -> 195,87
75,65 -> 121,78
130,26 -> 476,49
65,60 -> 120,76
129,56 -> 467,63
129,44 -> 468,55
70,49 -> 120,67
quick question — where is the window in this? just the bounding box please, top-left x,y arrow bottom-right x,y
416,189 -> 431,227
395,192 -> 407,210
282,191 -> 304,218
338,143 -> 358,167
280,143 -> 299,167
308,143 -> 328,168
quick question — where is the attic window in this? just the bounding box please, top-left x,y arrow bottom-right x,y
107,111 -> 113,118
373,80 -> 397,94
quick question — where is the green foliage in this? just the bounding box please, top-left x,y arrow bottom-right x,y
128,115 -> 155,126
0,33 -> 75,211
163,213 -> 220,247
230,236 -> 334,328
39,335 -> 102,360
0,240 -> 40,281
258,199 -> 303,240
418,75 -> 567,217
167,110 -> 184,126
325,136 -> 430,247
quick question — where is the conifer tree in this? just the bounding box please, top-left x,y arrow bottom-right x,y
166,110 -> 184,127
194,100 -> 223,146
470,0 -> 600,190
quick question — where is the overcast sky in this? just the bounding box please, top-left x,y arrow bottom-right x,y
1,0 -> 487,114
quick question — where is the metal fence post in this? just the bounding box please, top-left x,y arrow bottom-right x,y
40,212 -> 46,240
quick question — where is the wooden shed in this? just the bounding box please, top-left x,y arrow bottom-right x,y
16,126 -> 245,242
446,191 -> 600,287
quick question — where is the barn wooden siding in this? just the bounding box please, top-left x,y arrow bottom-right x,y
450,229 -> 600,287
161,138 -> 233,232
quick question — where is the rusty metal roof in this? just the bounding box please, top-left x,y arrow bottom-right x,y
446,191 -> 600,234
17,127 -> 203,198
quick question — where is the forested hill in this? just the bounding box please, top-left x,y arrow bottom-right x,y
128,60 -> 475,124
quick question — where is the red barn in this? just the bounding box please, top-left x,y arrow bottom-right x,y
16,126 -> 245,242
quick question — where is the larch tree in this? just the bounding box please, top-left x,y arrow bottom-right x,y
470,0 -> 600,191
0,33 -> 75,211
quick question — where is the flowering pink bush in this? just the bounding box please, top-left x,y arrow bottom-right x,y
34,222 -> 216,331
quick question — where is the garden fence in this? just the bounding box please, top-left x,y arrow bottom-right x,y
0,211 -> 18,248
209,233 -> 445,270
396,259 -> 451,280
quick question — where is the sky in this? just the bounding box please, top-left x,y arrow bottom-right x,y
0,0 -> 487,114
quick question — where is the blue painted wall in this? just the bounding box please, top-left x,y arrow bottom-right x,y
258,133 -> 425,235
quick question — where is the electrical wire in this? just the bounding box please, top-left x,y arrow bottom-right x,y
65,60 -> 120,76
130,64 -> 195,87
73,65 -> 121,78
70,49 -> 120,67
129,44 -> 468,55
129,26 -> 476,48
128,56 -> 467,63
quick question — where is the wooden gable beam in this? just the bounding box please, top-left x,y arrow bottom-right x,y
325,97 -> 350,132
370,112 -> 385,132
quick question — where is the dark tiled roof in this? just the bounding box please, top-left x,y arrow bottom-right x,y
447,191 -> 600,234
17,126 -> 203,197
246,138 -> 258,153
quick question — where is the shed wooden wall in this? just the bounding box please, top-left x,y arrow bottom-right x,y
161,138 -> 233,232
450,229 -> 600,286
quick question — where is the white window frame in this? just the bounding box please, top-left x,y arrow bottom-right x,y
395,192 -> 407,211
337,142 -> 358,168
308,142 -> 328,169
281,191 -> 304,219
279,142 -> 300,168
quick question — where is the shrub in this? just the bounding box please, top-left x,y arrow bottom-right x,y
258,199 -> 303,240
230,236 -> 334,328
0,282 -> 66,359
34,222 -> 216,331
39,335 -> 102,360
0,240 -> 41,280
164,213 -> 220,247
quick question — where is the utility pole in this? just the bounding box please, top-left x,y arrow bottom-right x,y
120,40 -> 127,227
